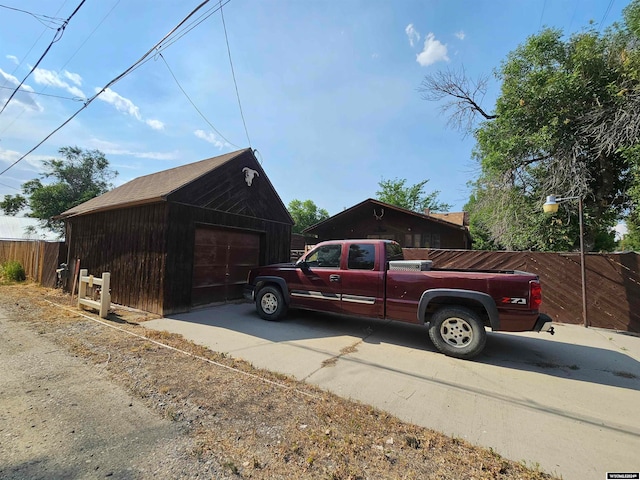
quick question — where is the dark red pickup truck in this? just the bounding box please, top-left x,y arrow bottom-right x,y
244,239 -> 554,359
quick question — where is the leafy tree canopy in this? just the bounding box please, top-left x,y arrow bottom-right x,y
376,177 -> 451,213
425,0 -> 640,251
0,146 -> 117,236
288,199 -> 330,234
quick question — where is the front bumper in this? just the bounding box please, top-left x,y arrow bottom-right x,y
533,313 -> 555,335
243,284 -> 255,302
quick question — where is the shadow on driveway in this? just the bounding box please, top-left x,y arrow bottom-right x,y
170,303 -> 640,392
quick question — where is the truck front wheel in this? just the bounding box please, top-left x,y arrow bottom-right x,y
256,285 -> 287,321
428,306 -> 486,359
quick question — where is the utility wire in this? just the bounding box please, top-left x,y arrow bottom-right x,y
158,52 -> 239,149
0,0 -> 87,116
0,4 -> 66,29
0,0 -> 225,177
80,0 -> 231,91
0,181 -> 20,190
538,0 -> 547,29
220,1 -> 251,148
0,84 -> 83,101
599,0 -> 615,31
0,0 -> 119,138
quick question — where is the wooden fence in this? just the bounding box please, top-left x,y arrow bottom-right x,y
0,240 -> 65,288
404,248 -> 640,334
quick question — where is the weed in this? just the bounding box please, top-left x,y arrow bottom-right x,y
223,460 -> 239,474
0,260 -> 26,283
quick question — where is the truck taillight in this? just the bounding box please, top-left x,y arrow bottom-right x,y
529,280 -> 542,310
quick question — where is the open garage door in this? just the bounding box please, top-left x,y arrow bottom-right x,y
192,227 -> 260,306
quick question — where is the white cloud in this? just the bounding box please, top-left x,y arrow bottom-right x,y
614,222 -> 628,241
405,24 -> 420,47
95,87 -> 141,120
63,70 -> 82,86
0,146 -> 21,166
194,129 -> 230,149
0,68 -> 41,111
455,30 -> 466,40
416,33 -> 449,66
0,147 -> 56,172
33,68 -> 86,98
95,88 -> 164,130
146,119 -> 165,130
86,138 -> 179,161
6,55 -> 19,65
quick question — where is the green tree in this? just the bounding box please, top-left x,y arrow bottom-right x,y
423,3 -> 640,251
288,199 -> 330,234
1,146 -> 117,236
375,177 -> 451,213
0,194 -> 27,215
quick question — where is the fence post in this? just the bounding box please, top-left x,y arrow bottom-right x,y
100,272 -> 110,318
78,269 -> 88,305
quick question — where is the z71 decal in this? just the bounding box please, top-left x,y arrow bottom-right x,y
502,297 -> 527,305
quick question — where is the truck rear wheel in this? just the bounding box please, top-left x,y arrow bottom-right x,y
428,306 -> 486,359
256,285 -> 287,321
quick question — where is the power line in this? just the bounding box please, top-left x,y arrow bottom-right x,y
220,1 -> 251,148
0,4 -> 66,29
0,0 -> 87,116
538,0 -> 547,29
0,84 -> 83,101
158,53 -> 239,149
0,0 -> 228,177
0,0 -> 120,139
599,0 -> 615,31
0,181 -> 20,190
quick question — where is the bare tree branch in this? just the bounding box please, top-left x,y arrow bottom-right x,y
419,66 -> 497,133
579,89 -> 640,156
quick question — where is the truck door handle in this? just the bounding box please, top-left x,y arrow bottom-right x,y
329,274 -> 341,282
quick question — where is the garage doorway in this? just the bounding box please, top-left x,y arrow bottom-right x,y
192,226 -> 261,306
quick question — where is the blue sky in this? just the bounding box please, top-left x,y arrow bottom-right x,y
0,0 -> 630,217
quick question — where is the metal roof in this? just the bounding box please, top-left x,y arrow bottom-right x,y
0,216 -> 60,241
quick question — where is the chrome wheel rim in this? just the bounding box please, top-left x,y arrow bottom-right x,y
440,317 -> 473,348
261,292 -> 278,314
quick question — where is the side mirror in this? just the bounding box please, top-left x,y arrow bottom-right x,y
296,259 -> 310,272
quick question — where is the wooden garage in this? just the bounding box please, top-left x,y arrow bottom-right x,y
58,148 -> 293,315
304,198 -> 471,249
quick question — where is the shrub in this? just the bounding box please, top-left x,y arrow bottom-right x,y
0,260 -> 26,282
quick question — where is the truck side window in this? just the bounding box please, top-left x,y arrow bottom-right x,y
385,242 -> 404,261
348,244 -> 375,270
305,245 -> 342,268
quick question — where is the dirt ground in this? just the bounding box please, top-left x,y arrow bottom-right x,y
0,283 -> 558,479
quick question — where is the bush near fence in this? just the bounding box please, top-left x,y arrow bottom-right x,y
0,240 -> 65,288
403,248 -> 640,334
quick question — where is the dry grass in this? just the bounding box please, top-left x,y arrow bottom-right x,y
0,283 -> 558,480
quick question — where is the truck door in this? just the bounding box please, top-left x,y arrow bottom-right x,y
288,243 -> 343,314
339,243 -> 384,319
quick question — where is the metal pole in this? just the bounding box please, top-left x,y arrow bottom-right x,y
578,197 -> 588,327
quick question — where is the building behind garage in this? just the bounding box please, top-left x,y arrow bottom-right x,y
58,149 -> 293,315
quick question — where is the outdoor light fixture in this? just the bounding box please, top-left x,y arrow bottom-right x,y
543,194 -> 588,327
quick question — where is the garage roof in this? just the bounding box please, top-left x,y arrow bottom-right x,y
58,149 -> 249,218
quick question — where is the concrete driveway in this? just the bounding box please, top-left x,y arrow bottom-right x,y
144,303 -> 640,480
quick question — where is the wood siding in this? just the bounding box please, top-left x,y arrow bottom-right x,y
66,204 -> 168,314
404,248 -> 640,333
167,150 -> 291,224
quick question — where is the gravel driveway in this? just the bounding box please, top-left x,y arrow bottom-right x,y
0,308 -> 214,479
